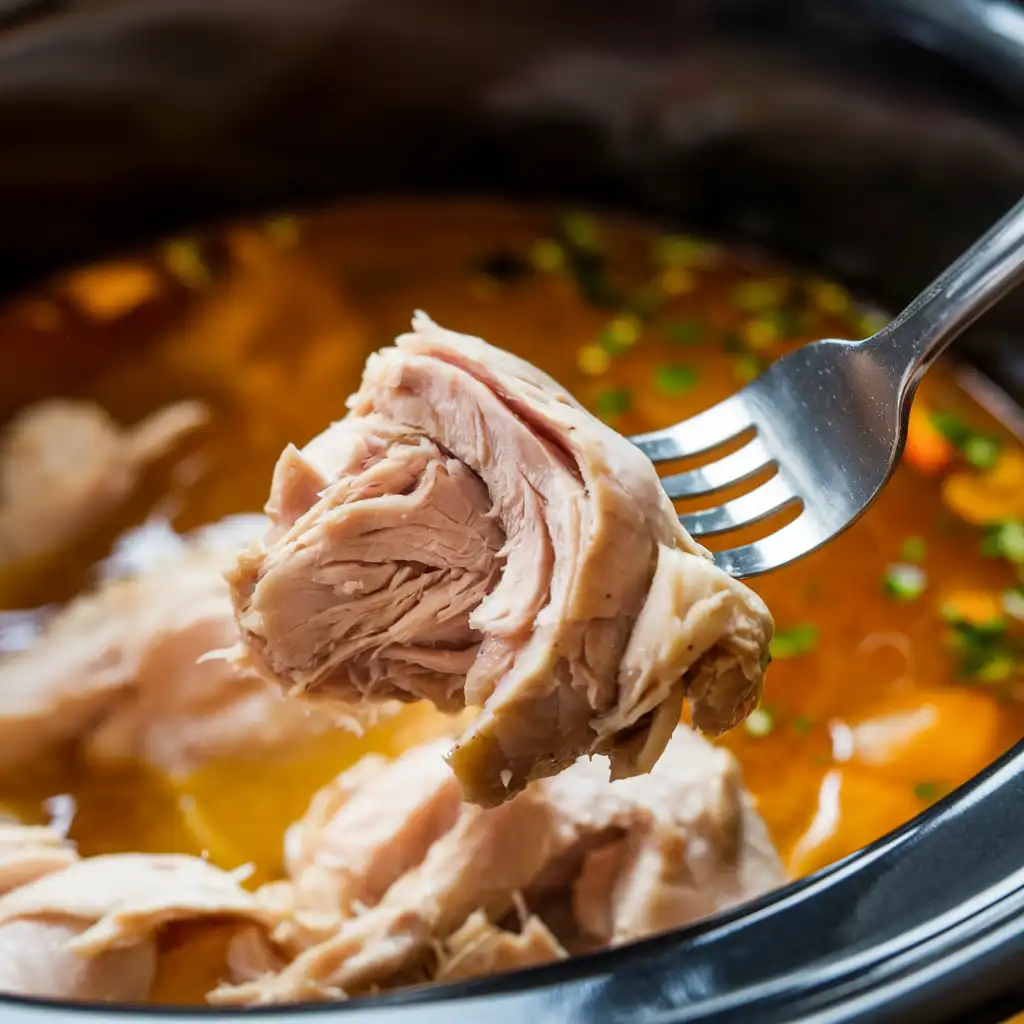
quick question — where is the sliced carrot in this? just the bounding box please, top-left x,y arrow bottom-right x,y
904,407 -> 954,475
845,687 -> 1000,785
786,687 -> 1003,875
943,449 -> 1024,525
787,768 -> 922,877
60,261 -> 161,320
938,589 -> 1003,625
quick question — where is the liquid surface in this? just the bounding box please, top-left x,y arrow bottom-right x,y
1,200 -> 1023,999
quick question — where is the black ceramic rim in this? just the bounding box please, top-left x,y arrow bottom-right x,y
0,1 -> 1022,1022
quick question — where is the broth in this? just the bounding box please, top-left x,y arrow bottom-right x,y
1,200 -> 1023,1002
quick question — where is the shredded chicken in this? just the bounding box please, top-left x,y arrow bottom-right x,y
0,524 -> 383,776
0,399 -> 208,566
283,739 -> 463,917
0,855 -> 275,954
0,823 -> 79,895
210,725 -> 784,1004
0,919 -> 158,1002
436,910 -> 566,982
229,313 -> 774,805
0,844 -> 280,1002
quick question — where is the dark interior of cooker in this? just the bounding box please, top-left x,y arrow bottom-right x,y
0,2 -> 1023,1022
0,0 -> 1022,387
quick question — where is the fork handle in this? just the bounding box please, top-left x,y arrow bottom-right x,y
864,195 -> 1024,390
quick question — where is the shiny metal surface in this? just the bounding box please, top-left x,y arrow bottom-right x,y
633,195 -> 1024,578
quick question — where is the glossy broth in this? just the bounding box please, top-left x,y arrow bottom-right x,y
1,200 -> 1023,1001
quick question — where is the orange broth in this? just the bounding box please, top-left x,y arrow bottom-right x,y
0,200 -> 1022,1000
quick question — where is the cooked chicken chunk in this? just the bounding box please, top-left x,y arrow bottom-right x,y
0,524 -> 374,776
0,823 -> 78,895
0,850 -> 279,1002
283,739 -> 462,917
0,919 -> 157,1002
210,725 -> 784,1004
0,399 -> 208,566
0,823 -> 144,1001
539,731 -> 783,945
0,854 -> 276,954
229,313 -> 773,804
436,910 -> 566,982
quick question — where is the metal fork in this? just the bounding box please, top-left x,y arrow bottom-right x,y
632,196 -> 1024,579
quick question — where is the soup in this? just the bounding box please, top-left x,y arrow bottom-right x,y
1,200 -> 1022,1003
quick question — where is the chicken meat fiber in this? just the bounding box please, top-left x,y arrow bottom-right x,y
230,313 -> 774,804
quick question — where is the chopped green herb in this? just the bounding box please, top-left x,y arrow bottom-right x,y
807,279 -> 851,315
913,780 -> 944,802
551,214 -> 618,307
900,536 -> 927,563
982,521 -> 1024,563
771,624 -> 819,659
733,353 -> 767,384
883,563 -> 927,601
611,314 -> 642,344
744,706 -> 775,738
743,317 -> 779,351
598,314 -> 643,355
560,211 -> 601,251
577,344 -> 611,376
665,320 -> 703,346
1002,588 -> 1024,622
733,279 -> 787,312
163,238 -> 209,288
939,602 -> 969,623
929,411 -> 1002,469
945,615 -> 1021,681
792,716 -> 813,735
978,654 -> 1016,681
598,329 -> 630,355
594,387 -> 633,418
963,435 -> 1002,470
857,309 -> 890,337
530,238 -> 565,272
929,411 -> 970,446
654,364 -> 699,396
719,325 -> 771,382
654,235 -> 718,268
758,306 -> 804,338
568,250 -> 618,309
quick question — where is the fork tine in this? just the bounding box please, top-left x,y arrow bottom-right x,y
680,475 -> 797,537
661,437 -> 774,500
711,511 -> 831,577
632,394 -> 751,463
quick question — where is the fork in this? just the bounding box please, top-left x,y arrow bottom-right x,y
631,196 -> 1024,579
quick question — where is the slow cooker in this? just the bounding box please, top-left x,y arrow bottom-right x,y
0,0 -> 1022,1020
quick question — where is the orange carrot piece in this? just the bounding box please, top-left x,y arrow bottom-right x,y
904,407 -> 954,475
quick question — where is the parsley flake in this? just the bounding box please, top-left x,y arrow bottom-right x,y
654,364 -> 699,396
883,563 -> 927,601
594,387 -> 633,418
771,624 -> 819,659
